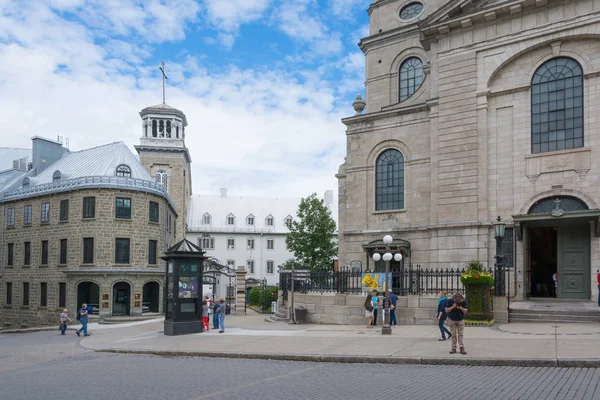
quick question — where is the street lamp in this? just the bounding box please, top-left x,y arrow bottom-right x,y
492,216 -> 508,319
371,235 -> 402,335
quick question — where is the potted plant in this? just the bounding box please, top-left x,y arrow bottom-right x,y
460,261 -> 494,321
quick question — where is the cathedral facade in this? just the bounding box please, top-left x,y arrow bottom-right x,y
337,0 -> 600,302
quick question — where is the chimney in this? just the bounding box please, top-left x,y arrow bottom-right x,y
220,188 -> 227,197
31,136 -> 67,175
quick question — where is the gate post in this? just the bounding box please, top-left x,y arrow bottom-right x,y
235,266 -> 247,315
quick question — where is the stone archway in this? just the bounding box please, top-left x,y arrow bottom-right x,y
143,281 -> 160,313
77,281 -> 100,315
112,282 -> 131,316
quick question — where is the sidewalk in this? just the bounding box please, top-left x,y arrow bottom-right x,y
72,311 -> 600,367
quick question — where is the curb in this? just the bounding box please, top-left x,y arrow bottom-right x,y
94,349 -> 600,367
1,326 -> 77,334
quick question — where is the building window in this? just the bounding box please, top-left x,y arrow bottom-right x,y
200,234 -> 214,250
399,57 -> 423,101
41,202 -> 50,223
7,243 -> 14,266
52,170 -> 61,183
83,238 -> 94,264
149,201 -> 159,222
58,283 -> 66,308
531,57 -> 584,154
59,199 -> 69,221
23,282 -> 29,306
115,197 -> 131,219
266,215 -> 274,226
227,260 -> 235,269
22,177 -> 29,188
40,282 -> 47,307
285,216 -> 293,228
83,197 -> 95,218
41,240 -> 48,265
267,239 -> 274,250
227,238 -> 235,249
375,149 -> 405,211
6,208 -> 15,227
247,215 -> 254,225
23,205 -> 32,225
24,242 -> 30,265
115,238 -> 130,264
227,214 -> 235,225
6,282 -> 13,305
155,170 -> 168,190
148,240 -> 157,265
116,164 -> 132,177
267,261 -> 274,274
202,213 -> 211,225
59,239 -> 67,265
247,238 -> 255,250
247,260 -> 254,274
399,2 -> 424,20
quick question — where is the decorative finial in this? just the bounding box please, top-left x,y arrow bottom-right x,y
352,94 -> 366,114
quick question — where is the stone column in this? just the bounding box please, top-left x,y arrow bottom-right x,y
235,266 -> 246,315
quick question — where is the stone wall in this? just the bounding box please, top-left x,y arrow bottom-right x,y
0,188 -> 175,328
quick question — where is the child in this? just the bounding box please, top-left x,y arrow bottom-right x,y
59,309 -> 71,335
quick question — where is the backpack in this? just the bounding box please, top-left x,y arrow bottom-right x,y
76,312 -> 81,321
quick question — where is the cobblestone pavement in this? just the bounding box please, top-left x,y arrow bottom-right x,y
1,332 -> 600,400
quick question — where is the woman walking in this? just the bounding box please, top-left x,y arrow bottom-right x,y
364,293 -> 374,328
437,291 -> 451,341
201,300 -> 209,331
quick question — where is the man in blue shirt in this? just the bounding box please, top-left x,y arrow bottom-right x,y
445,293 -> 468,355
371,290 -> 379,326
76,303 -> 90,337
387,289 -> 398,327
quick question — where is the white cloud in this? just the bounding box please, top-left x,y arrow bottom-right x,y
329,0 -> 365,18
202,0 -> 270,47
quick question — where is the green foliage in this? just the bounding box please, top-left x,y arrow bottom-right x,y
460,260 -> 494,285
465,284 -> 493,321
258,287 -> 279,313
248,287 -> 261,306
278,258 -> 304,270
286,193 -> 337,272
466,260 -> 484,272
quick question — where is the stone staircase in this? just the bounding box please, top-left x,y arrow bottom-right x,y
509,301 -> 600,323
265,306 -> 289,323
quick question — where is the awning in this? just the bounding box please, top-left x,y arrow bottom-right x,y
361,238 -> 411,257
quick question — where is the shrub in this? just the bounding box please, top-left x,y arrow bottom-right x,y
460,260 -> 494,285
249,287 -> 261,306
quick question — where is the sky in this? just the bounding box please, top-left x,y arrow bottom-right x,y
0,0 -> 370,214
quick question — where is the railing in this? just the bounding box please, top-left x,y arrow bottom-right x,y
280,266 -> 496,296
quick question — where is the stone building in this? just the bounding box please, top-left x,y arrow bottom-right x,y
0,104 -> 191,327
337,0 -> 600,302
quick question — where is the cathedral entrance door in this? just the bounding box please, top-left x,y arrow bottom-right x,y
557,225 -> 590,299
112,282 -> 131,316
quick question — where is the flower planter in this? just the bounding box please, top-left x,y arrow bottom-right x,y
464,283 -> 493,321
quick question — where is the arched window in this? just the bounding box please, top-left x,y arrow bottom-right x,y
531,57 -> 583,154
265,215 -> 274,227
227,214 -> 235,225
115,165 -> 131,177
284,215 -> 293,228
246,214 -> 255,226
52,170 -> 61,183
155,170 -> 168,190
22,177 -> 29,188
166,121 -> 172,138
202,213 -> 212,225
375,149 -> 405,211
399,57 -> 423,101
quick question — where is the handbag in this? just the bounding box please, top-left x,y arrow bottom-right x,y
365,304 -> 374,312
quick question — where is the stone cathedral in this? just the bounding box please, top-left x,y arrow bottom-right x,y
337,0 -> 600,302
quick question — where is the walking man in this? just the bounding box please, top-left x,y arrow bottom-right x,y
216,299 -> 226,333
76,303 -> 90,337
597,269 -> 600,306
445,293 -> 468,355
387,289 -> 398,326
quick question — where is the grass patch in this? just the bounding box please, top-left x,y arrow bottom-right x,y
465,319 -> 495,327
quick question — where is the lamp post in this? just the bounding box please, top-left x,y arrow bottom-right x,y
372,235 -> 403,335
493,216 -> 507,319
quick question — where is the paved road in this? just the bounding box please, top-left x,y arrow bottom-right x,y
1,331 -> 600,400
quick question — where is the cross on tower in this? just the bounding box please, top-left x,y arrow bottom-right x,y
159,62 -> 168,105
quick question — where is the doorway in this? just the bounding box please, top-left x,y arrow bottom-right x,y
142,282 -> 160,313
112,282 -> 131,316
528,227 -> 557,298
77,281 -> 100,314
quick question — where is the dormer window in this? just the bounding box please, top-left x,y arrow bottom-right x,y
22,177 -> 30,188
116,165 -> 131,178
285,215 -> 293,228
246,214 -> 255,226
202,213 -> 212,225
52,170 -> 61,183
266,215 -> 274,226
227,214 -> 235,225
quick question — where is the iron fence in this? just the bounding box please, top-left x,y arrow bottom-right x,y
280,266 -> 496,296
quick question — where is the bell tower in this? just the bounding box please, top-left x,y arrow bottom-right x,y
135,103 -> 192,241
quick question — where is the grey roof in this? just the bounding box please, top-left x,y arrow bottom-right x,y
1,142 -> 176,211
0,147 -> 30,172
140,103 -> 187,126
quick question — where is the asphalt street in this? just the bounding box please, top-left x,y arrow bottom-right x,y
1,331 -> 600,400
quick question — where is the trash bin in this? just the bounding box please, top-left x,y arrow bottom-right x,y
295,306 -> 307,324
271,301 -> 278,314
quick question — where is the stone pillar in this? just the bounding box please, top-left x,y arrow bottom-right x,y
235,266 -> 247,315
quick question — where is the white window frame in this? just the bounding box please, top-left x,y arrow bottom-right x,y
247,260 -> 255,274
199,235 -> 214,250
267,260 -> 274,274
227,214 -> 235,225
202,213 -> 211,225
265,215 -> 274,226
6,208 -> 15,227
267,238 -> 274,250
247,238 -> 255,250
246,215 -> 255,226
284,216 -> 293,228
227,260 -> 235,269
227,238 -> 235,250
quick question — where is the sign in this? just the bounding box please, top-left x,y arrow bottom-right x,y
361,272 -> 391,292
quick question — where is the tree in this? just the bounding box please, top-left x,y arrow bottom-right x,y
286,193 -> 337,271
278,258 -> 304,271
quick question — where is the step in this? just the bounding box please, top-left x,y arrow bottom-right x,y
509,317 -> 600,324
98,315 -> 162,325
510,309 -> 600,317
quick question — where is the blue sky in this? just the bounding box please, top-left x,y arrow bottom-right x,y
0,0 -> 370,209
